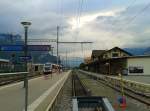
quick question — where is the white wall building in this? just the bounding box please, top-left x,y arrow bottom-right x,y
127,56 -> 150,75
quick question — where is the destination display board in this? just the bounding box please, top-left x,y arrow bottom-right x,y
0,45 -> 51,51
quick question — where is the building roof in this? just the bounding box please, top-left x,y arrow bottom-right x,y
106,47 -> 132,56
0,58 -> 9,63
91,47 -> 132,58
87,55 -> 150,65
121,55 -> 150,59
105,55 -> 150,60
91,50 -> 106,58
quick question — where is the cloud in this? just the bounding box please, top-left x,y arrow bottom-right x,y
68,9 -> 120,29
0,0 -> 150,59
67,3 -> 150,51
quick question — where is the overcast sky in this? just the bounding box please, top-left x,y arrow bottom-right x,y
0,0 -> 150,57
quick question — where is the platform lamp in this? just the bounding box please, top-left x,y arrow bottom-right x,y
21,21 -> 31,111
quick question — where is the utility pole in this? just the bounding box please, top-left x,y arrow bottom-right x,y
57,26 -> 59,65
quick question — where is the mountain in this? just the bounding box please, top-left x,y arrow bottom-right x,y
63,57 -> 84,68
144,47 -> 150,55
124,47 -> 149,55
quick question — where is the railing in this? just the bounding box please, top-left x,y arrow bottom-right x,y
79,70 -> 150,96
105,76 -> 150,95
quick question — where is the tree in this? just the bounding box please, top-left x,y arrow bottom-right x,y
79,63 -> 85,69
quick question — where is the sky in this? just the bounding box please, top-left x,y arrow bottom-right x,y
0,0 -> 150,58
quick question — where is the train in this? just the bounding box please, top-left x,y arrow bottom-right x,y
43,63 -> 62,74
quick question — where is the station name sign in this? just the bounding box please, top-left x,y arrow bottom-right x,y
19,56 -> 32,62
0,45 -> 51,51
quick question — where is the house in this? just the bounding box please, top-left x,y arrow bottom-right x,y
91,50 -> 106,61
91,47 -> 132,61
85,47 -> 150,75
91,55 -> 150,75
102,47 -> 132,59
85,47 -> 133,74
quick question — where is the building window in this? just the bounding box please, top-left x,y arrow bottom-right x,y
113,49 -> 117,52
104,54 -> 108,58
112,53 -> 119,57
35,66 -> 38,71
129,66 -> 144,73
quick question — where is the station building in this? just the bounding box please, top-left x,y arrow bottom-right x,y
100,55 -> 150,75
83,47 -> 150,75
85,47 -> 132,74
123,55 -> 150,75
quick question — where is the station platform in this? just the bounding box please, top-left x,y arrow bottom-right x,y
0,71 -> 71,111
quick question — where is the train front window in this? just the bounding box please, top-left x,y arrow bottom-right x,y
45,67 -> 50,70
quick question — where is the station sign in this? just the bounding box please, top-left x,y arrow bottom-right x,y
0,45 -> 51,51
19,56 -> 32,62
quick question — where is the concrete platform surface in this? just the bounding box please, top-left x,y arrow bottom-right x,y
0,72 -> 69,111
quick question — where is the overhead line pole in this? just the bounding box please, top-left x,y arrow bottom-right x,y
58,42 -> 92,44
57,26 -> 59,65
27,39 -> 56,42
24,27 -> 92,68
66,51 -> 68,68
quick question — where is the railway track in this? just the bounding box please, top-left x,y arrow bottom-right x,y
72,71 -> 89,96
54,71 -> 107,111
72,71 -> 115,111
